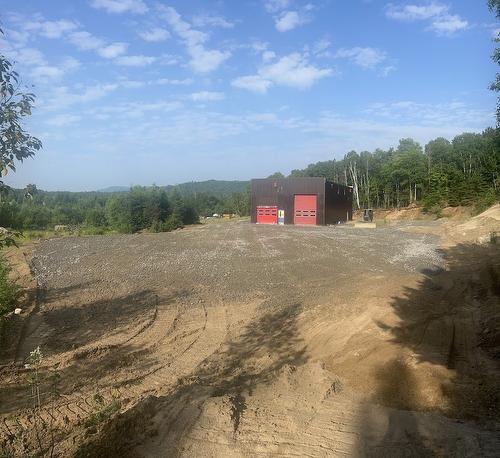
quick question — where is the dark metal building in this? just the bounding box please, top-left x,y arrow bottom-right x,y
251,177 -> 353,226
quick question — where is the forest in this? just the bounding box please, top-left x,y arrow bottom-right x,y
285,128 -> 499,214
0,184 -> 250,234
1,126 -> 498,235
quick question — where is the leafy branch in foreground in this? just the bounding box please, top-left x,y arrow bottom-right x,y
488,0 -> 500,124
0,27 -> 41,248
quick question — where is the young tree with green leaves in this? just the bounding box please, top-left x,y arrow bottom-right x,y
0,28 -> 42,247
488,0 -> 500,124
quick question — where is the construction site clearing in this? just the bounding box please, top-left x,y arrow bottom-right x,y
0,205 -> 499,457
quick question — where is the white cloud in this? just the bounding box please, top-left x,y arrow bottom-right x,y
385,2 -> 468,36
335,47 -> 387,69
262,50 -> 276,62
97,42 -> 128,58
192,14 -> 234,29
232,75 -> 273,94
89,0 -> 148,14
190,91 -> 225,102
261,53 -> 332,88
189,46 -> 230,72
380,65 -> 397,77
156,78 -> 193,85
46,114 -> 81,127
429,15 -> 468,35
250,41 -> 269,53
114,55 -> 156,66
33,19 -> 79,38
4,14 -> 83,46
41,83 -> 119,111
364,100 -> 492,127
87,100 -> 183,120
158,54 -> 180,65
61,56 -> 81,71
117,79 -> 147,88
247,113 -> 279,123
7,47 -> 46,66
385,3 -> 448,21
232,52 -> 332,93
5,12 -> 142,65
68,31 -> 105,50
264,0 -> 291,13
3,28 -> 30,44
31,65 -> 65,80
313,39 -> 331,56
31,57 -> 80,81
20,17 -> 79,39
159,6 -> 230,73
275,11 -> 304,32
138,27 -> 171,42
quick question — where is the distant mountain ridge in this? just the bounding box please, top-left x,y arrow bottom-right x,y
165,180 -> 249,196
97,180 -> 249,196
97,186 -> 130,193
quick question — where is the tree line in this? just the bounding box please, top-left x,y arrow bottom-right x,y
280,129 -> 499,213
1,128 -> 498,235
0,185 -> 251,233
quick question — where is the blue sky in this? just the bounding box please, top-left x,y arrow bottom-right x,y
0,0 -> 497,191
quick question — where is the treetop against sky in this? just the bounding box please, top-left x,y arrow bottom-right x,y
0,0 -> 497,191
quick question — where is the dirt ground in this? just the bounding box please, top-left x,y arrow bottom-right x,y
1,214 -> 499,457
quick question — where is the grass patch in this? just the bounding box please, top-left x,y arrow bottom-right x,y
0,255 -> 20,317
84,395 -> 122,428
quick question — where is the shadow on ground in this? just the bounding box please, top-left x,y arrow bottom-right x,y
76,302 -> 307,457
0,287 -> 186,417
361,242 -> 500,456
33,284 -> 189,356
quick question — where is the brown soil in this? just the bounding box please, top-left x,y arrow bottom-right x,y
353,204 -> 475,224
1,214 -> 499,457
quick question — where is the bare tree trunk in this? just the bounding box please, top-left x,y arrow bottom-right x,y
396,182 -> 400,209
348,161 -> 360,209
366,156 -> 370,208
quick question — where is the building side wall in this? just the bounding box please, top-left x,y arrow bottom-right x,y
324,181 -> 353,224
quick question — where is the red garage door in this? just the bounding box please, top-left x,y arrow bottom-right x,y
294,195 -> 317,225
256,206 -> 278,224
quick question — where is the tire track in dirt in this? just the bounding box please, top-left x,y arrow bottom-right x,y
2,249 -> 251,441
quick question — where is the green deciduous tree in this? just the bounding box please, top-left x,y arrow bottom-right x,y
0,28 -> 42,247
488,0 -> 500,124
288,130 -> 499,212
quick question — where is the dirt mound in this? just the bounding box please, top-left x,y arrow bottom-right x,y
354,204 -> 479,225
440,205 -> 474,220
353,204 -> 430,222
444,204 -> 500,245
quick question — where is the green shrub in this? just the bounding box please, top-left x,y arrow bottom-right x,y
0,256 -> 19,317
162,213 -> 183,232
472,191 -> 497,215
84,397 -> 121,428
78,226 -> 107,236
